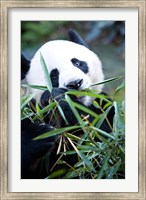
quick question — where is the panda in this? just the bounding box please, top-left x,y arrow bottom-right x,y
21,30 -> 114,179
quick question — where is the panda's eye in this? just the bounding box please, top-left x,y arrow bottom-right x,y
71,58 -> 80,67
71,58 -> 89,74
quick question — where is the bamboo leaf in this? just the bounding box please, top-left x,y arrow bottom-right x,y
66,90 -> 111,104
113,101 -> 125,136
65,94 -> 83,125
40,52 -> 52,93
32,101 -> 56,121
22,84 -> 47,90
55,100 -> 69,125
90,76 -> 123,87
64,133 -> 81,141
33,125 -> 82,140
63,170 -> 80,179
46,169 -> 66,179
96,106 -> 113,130
36,102 -> 44,119
115,81 -> 125,94
67,137 -> 96,173
97,153 -> 111,179
91,126 -> 116,140
21,94 -> 34,110
72,101 -> 99,119
106,162 -> 121,179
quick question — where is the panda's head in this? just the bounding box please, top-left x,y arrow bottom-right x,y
23,30 -> 104,106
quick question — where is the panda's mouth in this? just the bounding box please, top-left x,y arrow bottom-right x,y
65,79 -> 83,90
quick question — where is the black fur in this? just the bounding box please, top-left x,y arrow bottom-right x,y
21,54 -> 30,80
21,118 -> 57,179
50,68 -> 59,87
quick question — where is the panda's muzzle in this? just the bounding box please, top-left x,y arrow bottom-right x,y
66,79 -> 83,90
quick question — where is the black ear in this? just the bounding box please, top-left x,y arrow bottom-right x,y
68,29 -> 89,48
21,54 -> 30,80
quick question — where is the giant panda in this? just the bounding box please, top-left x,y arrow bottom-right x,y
21,30 -> 114,179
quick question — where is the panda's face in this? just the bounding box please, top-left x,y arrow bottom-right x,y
26,40 -> 104,106
49,57 -> 90,90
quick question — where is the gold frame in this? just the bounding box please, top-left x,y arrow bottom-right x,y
0,0 -> 145,199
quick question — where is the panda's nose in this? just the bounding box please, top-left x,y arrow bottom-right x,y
66,79 -> 83,90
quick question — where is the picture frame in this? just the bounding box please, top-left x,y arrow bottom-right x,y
0,0 -> 145,199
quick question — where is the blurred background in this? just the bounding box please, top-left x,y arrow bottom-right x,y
21,21 -> 125,99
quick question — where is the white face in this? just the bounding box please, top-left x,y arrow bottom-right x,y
26,40 -> 104,106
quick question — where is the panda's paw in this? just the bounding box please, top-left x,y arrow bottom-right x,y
41,88 -> 68,107
51,88 -> 67,101
41,90 -> 51,107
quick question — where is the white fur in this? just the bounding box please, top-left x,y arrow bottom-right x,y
26,40 -> 104,106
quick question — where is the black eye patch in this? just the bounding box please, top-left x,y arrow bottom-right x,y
71,58 -> 89,74
50,68 -> 59,87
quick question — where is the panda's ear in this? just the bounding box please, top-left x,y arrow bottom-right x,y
68,29 -> 89,48
21,54 -> 30,80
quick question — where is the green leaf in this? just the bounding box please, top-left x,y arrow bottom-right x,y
35,102 -> 44,120
106,162 -> 121,179
65,94 -> 83,125
32,101 -> 56,121
64,133 -> 81,141
55,100 -> 69,125
21,94 -> 34,110
91,126 -> 116,140
62,170 -> 80,179
46,169 -> 66,179
113,101 -> 125,136
72,101 -> 99,119
66,90 -> 109,101
33,125 -> 82,140
96,153 -> 111,179
115,81 -> 125,94
74,152 -> 99,168
21,84 -> 47,90
96,106 -> 113,131
21,107 -> 34,120
90,76 -> 123,87
40,52 -> 52,93
67,137 -> 96,173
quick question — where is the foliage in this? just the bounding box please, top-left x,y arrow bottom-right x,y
21,84 -> 125,179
